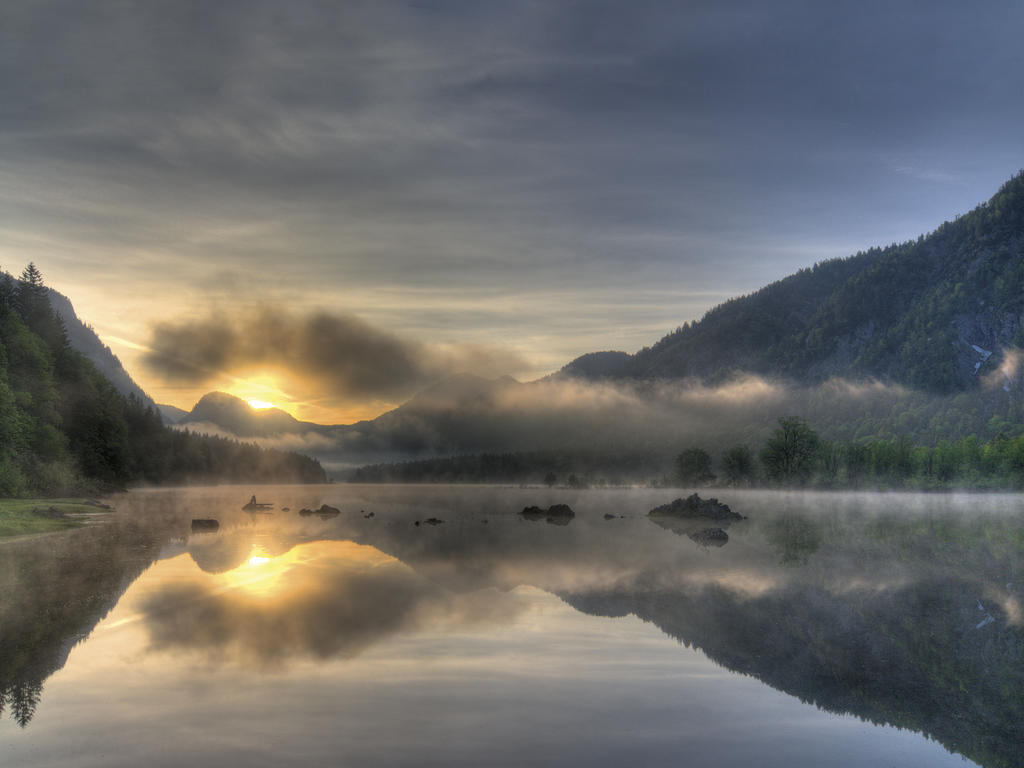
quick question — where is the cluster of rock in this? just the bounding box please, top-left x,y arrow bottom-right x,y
647,494 -> 744,548
647,494 -> 743,521
299,504 -> 341,519
521,504 -> 575,526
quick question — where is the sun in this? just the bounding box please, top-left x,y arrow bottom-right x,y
247,399 -> 276,410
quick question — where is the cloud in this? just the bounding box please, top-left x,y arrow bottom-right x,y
142,307 -> 527,402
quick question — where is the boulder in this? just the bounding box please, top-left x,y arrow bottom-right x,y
317,504 -> 341,519
547,504 -> 575,518
520,504 -> 575,525
190,518 -> 220,533
520,505 -> 547,520
648,494 -> 743,521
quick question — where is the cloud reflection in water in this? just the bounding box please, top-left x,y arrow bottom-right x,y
139,540 -> 526,667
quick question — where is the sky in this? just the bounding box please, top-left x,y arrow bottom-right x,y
1,0 -> 1022,423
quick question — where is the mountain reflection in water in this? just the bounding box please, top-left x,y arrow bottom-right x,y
0,486 -> 1020,768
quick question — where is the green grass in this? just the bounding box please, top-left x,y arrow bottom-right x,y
0,499 -> 110,539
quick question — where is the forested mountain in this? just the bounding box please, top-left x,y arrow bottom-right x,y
0,265 -> 326,495
563,171 -> 1024,392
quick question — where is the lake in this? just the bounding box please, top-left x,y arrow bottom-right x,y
1,485 -> 1021,767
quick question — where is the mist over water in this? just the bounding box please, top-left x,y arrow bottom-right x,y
1,485 -> 1019,767
168,371 -> 1017,480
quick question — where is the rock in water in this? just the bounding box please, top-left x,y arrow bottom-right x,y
648,494 -> 743,521
521,505 -> 547,520
520,503 -> 575,525
191,519 -> 219,533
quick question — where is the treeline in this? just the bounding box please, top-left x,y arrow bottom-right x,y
678,416 -> 1024,489
0,263 -> 326,495
349,416 -> 1024,490
349,450 -> 670,486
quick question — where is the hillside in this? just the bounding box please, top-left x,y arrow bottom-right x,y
563,171 -> 1024,392
46,288 -> 157,409
0,265 -> 327,494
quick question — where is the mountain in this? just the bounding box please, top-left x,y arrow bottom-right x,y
182,392 -> 317,437
156,403 -> 190,425
46,288 -> 156,408
562,170 -> 1024,392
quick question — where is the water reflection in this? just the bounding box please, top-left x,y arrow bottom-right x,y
0,486 -> 1021,767
141,540 -> 525,666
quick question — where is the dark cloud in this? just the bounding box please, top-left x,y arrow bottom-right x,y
2,0 -> 1023,397
142,307 -> 526,401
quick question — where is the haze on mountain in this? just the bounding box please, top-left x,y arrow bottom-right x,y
155,172 -> 1024,476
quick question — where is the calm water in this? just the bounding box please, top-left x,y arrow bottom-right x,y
1,485 -> 1021,767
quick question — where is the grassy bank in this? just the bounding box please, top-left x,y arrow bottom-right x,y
0,499 -> 110,539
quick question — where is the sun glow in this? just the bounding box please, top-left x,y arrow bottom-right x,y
211,541 -> 397,600
247,399 -> 275,410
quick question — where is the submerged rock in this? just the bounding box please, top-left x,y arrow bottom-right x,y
317,504 -> 341,518
689,527 -> 729,547
648,494 -> 743,521
547,504 -> 574,518
520,504 -> 575,525
242,495 -> 274,512
298,504 -> 340,519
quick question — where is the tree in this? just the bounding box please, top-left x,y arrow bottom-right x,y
544,472 -> 557,487
14,263 -> 65,347
818,440 -> 842,485
675,446 -> 715,485
15,262 -> 46,318
720,444 -> 754,486
760,417 -> 819,485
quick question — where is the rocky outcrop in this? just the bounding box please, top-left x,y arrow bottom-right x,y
299,504 -> 340,519
648,494 -> 743,521
520,504 -> 575,525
